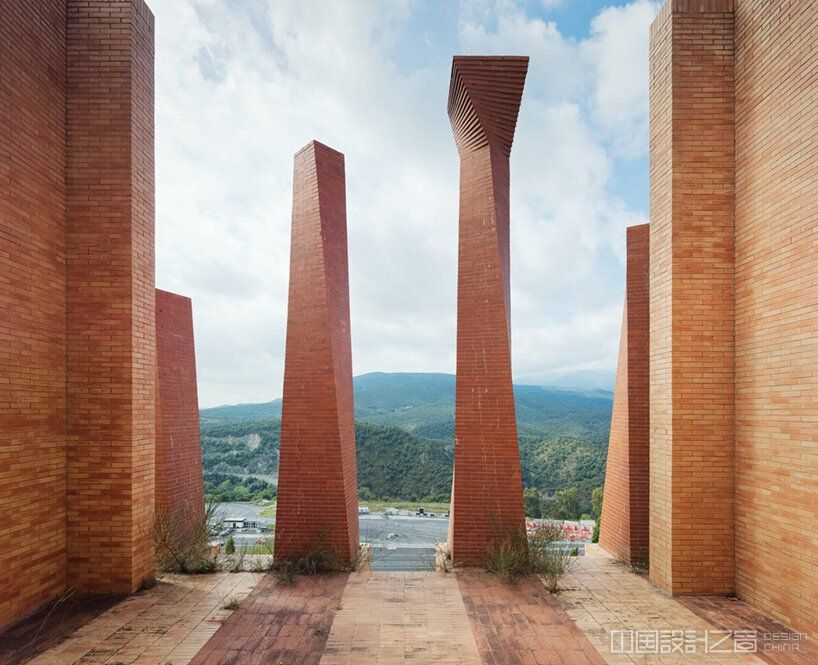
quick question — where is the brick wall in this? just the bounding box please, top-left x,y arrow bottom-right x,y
733,0 -> 818,639
65,0 -> 156,594
1,0 -> 157,629
599,224 -> 649,566
648,1 -> 674,592
448,57 -> 528,565
155,290 -> 204,526
649,0 -> 736,595
0,0 -> 68,630
274,141 -> 359,564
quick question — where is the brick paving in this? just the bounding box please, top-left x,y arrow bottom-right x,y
457,571 -> 606,665
14,565 -> 816,664
0,593 -> 121,665
557,549 -> 763,664
678,597 -> 818,665
26,573 -> 261,665
321,571 -> 480,664
190,572 -> 348,665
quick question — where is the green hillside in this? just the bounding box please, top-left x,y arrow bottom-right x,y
201,372 -> 612,440
199,372 -> 612,512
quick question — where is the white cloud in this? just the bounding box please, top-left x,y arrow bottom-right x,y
152,0 -> 652,407
581,0 -> 660,156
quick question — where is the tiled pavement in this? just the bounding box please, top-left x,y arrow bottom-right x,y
677,597 -> 818,665
25,573 -> 262,665
190,572 -> 348,665
457,571 -> 606,665
556,549 -> 763,664
15,563 -> 815,664
321,571 -> 481,664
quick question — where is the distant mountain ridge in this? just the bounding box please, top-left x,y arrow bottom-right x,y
200,371 -> 613,440
200,372 -> 613,508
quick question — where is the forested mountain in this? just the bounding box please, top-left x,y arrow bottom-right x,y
200,372 -> 612,512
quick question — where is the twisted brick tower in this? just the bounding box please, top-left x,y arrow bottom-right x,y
274,141 -> 359,565
447,56 -> 529,565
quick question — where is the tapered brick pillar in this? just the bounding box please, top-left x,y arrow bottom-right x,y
649,0 -> 735,595
274,141 -> 358,564
65,0 -> 156,593
447,57 -> 528,565
155,290 -> 204,527
599,224 -> 649,566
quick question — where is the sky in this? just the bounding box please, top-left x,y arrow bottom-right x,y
152,0 -> 661,408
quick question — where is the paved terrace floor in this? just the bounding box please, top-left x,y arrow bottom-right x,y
3,548 -> 815,665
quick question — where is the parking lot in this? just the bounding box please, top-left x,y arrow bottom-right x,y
214,505 -> 448,569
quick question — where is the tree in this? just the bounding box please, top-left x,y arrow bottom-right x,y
592,486 -> 603,521
523,487 -> 542,518
554,487 -> 581,520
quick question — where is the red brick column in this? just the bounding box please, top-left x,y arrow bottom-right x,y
599,224 -> 649,566
447,57 -> 528,565
65,0 -> 156,594
155,290 -> 204,527
648,0 -> 735,595
274,141 -> 358,565
0,0 -> 69,630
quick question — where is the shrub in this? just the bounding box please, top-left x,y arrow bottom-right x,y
528,523 -> 577,594
225,535 -> 236,555
270,535 -> 347,584
153,500 -> 221,574
485,528 -> 529,583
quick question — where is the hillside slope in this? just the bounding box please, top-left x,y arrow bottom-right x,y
201,372 -> 612,441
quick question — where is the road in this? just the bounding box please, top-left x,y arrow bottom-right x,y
214,504 -> 448,569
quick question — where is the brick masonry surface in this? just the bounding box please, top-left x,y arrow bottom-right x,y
732,0 -> 817,640
155,290 -> 204,527
648,0 -> 736,596
274,141 -> 359,564
644,0 -> 817,639
0,0 -> 157,630
65,0 -> 156,596
447,56 -> 529,566
0,0 -> 69,630
599,224 -> 649,566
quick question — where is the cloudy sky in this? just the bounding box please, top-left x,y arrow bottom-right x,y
152,0 -> 659,408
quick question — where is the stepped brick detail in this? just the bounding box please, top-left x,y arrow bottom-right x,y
274,141 -> 359,565
0,0 -> 156,629
649,0 -> 736,597
447,56 -> 528,565
599,224 -> 649,566
155,290 -> 204,527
